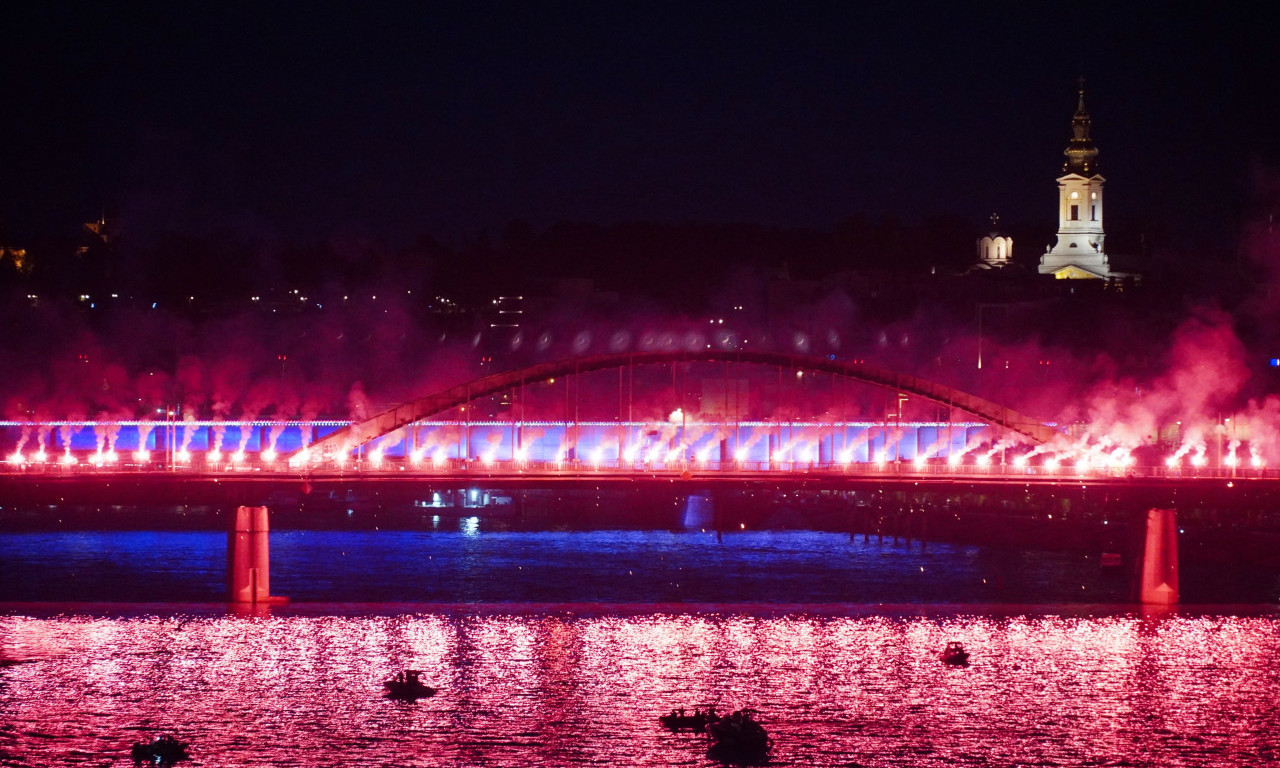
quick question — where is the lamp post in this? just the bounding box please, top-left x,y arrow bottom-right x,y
976,303 -> 1008,370
895,394 -> 908,462
167,408 -> 175,472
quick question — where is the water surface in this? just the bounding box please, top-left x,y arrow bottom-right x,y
2,607 -> 1278,766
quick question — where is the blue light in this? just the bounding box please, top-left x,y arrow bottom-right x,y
1271,358 -> 1279,368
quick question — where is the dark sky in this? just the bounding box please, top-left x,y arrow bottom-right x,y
3,3 -> 1277,248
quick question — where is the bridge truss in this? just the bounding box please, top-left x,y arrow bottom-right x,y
298,350 -> 1059,463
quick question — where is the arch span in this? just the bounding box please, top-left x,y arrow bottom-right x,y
297,351 -> 1059,458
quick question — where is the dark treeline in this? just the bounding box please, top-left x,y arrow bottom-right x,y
1,212 -> 1250,313
0,211 -> 1270,423
3,215 -> 1029,308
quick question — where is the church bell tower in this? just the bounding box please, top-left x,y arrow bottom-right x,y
1039,80 -> 1111,279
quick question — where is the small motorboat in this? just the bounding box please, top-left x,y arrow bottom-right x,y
705,708 -> 770,760
131,734 -> 189,764
941,641 -> 971,665
659,705 -> 720,731
384,669 -> 437,700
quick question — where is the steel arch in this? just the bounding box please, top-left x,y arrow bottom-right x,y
296,350 -> 1059,458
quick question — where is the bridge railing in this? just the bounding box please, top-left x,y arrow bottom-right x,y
3,454 -> 1276,482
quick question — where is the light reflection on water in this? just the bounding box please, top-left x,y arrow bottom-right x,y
3,608 -> 1280,766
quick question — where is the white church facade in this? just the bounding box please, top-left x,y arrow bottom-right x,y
1038,83 -> 1120,280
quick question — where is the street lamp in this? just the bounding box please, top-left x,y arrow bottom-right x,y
976,303 -> 1008,370
167,408 -> 175,472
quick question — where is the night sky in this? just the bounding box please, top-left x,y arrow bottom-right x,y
3,3 -> 1277,249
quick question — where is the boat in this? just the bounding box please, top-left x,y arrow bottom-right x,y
130,734 -> 189,764
941,641 -> 970,665
705,708 -> 770,760
383,669 -> 437,700
659,705 -> 719,731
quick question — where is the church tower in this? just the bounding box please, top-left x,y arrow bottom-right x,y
1039,80 -> 1111,279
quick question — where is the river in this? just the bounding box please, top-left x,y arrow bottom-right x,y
2,529 -> 1279,765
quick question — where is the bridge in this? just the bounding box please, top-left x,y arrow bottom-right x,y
0,350 -> 1266,478
4,351 -> 1272,606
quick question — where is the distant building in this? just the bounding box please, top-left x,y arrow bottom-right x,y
80,214 -> 113,248
75,214 -> 119,296
1038,82 -> 1117,280
0,245 -> 30,276
974,213 -> 1012,270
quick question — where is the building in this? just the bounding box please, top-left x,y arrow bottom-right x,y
1038,82 -> 1115,280
974,213 -> 1013,270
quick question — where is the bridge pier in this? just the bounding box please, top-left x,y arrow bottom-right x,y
228,505 -> 287,604
682,493 -> 715,530
1140,508 -> 1179,605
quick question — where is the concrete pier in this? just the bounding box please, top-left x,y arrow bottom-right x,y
228,505 -> 286,604
1140,507 -> 1179,605
682,493 -> 715,529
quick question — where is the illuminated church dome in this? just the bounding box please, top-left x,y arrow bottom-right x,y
974,213 -> 1012,269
